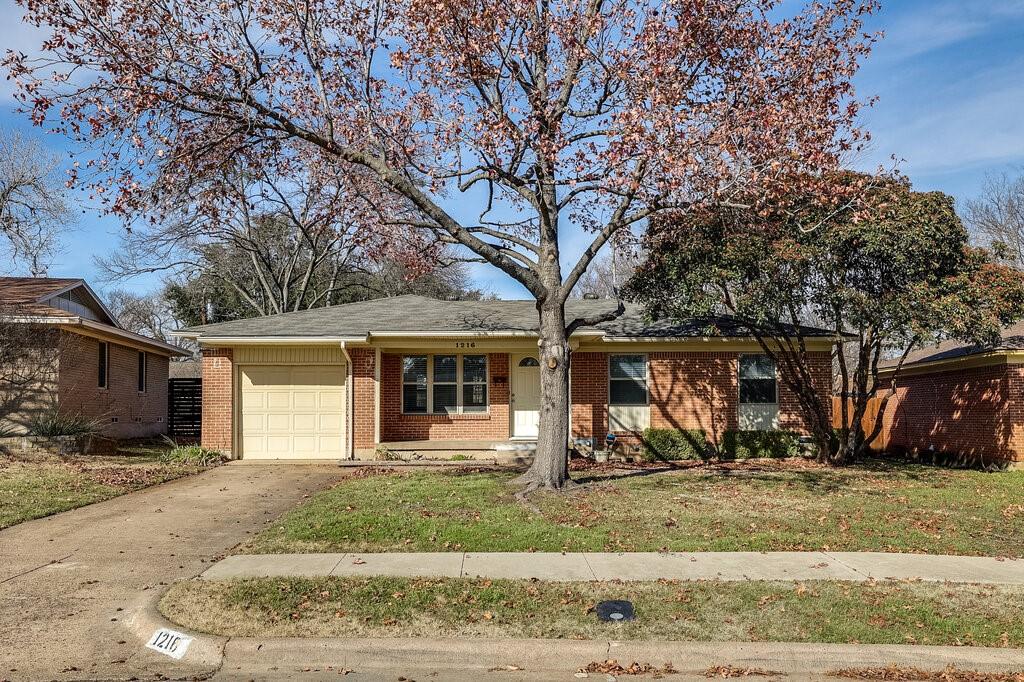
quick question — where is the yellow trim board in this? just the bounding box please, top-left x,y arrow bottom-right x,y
877,350 -> 1024,378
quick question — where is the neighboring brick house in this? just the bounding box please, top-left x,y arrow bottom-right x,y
874,323 -> 1024,468
0,277 -> 187,438
176,296 -> 836,460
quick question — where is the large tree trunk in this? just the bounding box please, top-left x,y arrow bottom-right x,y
515,301 -> 572,491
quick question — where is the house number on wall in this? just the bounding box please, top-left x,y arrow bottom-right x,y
455,342 -> 477,348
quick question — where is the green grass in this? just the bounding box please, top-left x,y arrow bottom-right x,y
241,461 -> 1024,556
0,447 -> 211,528
161,576 -> 1024,646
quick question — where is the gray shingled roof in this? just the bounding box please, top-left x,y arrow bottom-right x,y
178,295 -> 837,340
880,320 -> 1024,369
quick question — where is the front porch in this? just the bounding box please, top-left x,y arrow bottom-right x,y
375,438 -> 538,462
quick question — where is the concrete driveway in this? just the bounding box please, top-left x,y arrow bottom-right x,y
0,462 -> 344,682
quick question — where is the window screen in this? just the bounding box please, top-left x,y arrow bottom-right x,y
609,354 -> 648,406
402,356 -> 428,413
402,354 -> 489,414
739,355 -> 777,404
462,355 -> 488,412
432,355 -> 458,414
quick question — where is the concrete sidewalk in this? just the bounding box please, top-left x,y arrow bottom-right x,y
201,551 -> 1024,584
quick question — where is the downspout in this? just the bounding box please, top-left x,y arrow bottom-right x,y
340,341 -> 355,460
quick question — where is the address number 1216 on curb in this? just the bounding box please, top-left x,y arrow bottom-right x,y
145,628 -> 192,660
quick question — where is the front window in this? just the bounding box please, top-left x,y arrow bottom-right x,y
402,356 -> 428,413
739,355 -> 777,404
609,354 -> 648,406
402,354 -> 489,414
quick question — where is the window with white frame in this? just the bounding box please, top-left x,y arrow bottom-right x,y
402,354 -> 488,414
609,354 -> 648,405
739,355 -> 777,405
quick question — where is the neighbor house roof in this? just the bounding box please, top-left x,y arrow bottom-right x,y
0,277 -> 92,317
0,276 -> 187,356
879,321 -> 1024,372
176,295 -> 838,341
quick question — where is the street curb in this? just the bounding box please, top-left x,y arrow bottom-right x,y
141,585 -> 1024,676
123,589 -> 228,669
219,637 -> 1024,676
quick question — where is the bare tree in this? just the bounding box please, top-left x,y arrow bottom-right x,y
0,130 -> 70,275
965,172 -> 1024,267
105,289 -> 186,343
99,164 -> 399,317
571,246 -> 644,300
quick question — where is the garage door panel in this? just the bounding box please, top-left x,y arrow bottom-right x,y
267,413 -> 292,431
266,392 -> 292,409
319,392 -> 343,409
242,413 -> 264,431
293,413 -> 317,431
240,364 -> 345,460
319,414 -> 343,430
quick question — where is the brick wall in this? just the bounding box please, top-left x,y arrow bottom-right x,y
378,352 -> 510,442
568,350 -> 833,445
778,350 -> 834,433
350,348 -> 376,450
57,330 -> 170,438
649,351 -> 739,443
570,352 -> 608,440
200,347 -> 233,454
875,363 -> 1023,464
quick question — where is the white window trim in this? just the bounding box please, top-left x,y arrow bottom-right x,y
608,353 -> 649,407
402,354 -> 489,415
737,354 -> 779,406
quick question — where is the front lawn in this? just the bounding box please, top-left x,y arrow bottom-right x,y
0,446 -> 214,528
161,576 -> 1024,646
240,460 -> 1024,557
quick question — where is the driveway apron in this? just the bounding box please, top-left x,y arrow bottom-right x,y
0,462 -> 343,681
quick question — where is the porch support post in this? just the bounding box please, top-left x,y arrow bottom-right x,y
374,347 -> 382,446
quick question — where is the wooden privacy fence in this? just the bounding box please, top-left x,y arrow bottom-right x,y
168,377 -> 202,441
831,395 -> 888,450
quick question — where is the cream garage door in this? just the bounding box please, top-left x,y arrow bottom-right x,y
240,365 -> 345,459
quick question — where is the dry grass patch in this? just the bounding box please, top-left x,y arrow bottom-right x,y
0,447 -> 212,528
829,666 -> 1024,681
160,577 -> 1024,646
240,460 -> 1024,556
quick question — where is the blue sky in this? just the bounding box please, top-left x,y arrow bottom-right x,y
2,0 -> 1023,300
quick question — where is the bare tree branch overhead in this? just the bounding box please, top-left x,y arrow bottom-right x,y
0,130 -> 71,276
965,171 -> 1024,267
6,0 -> 879,489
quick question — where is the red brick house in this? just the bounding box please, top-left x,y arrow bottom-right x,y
0,277 -> 187,438
177,296 -> 835,460
874,324 -> 1024,468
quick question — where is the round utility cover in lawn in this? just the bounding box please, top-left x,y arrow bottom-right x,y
596,600 -> 635,622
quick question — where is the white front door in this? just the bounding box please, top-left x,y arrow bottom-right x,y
511,354 -> 541,439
